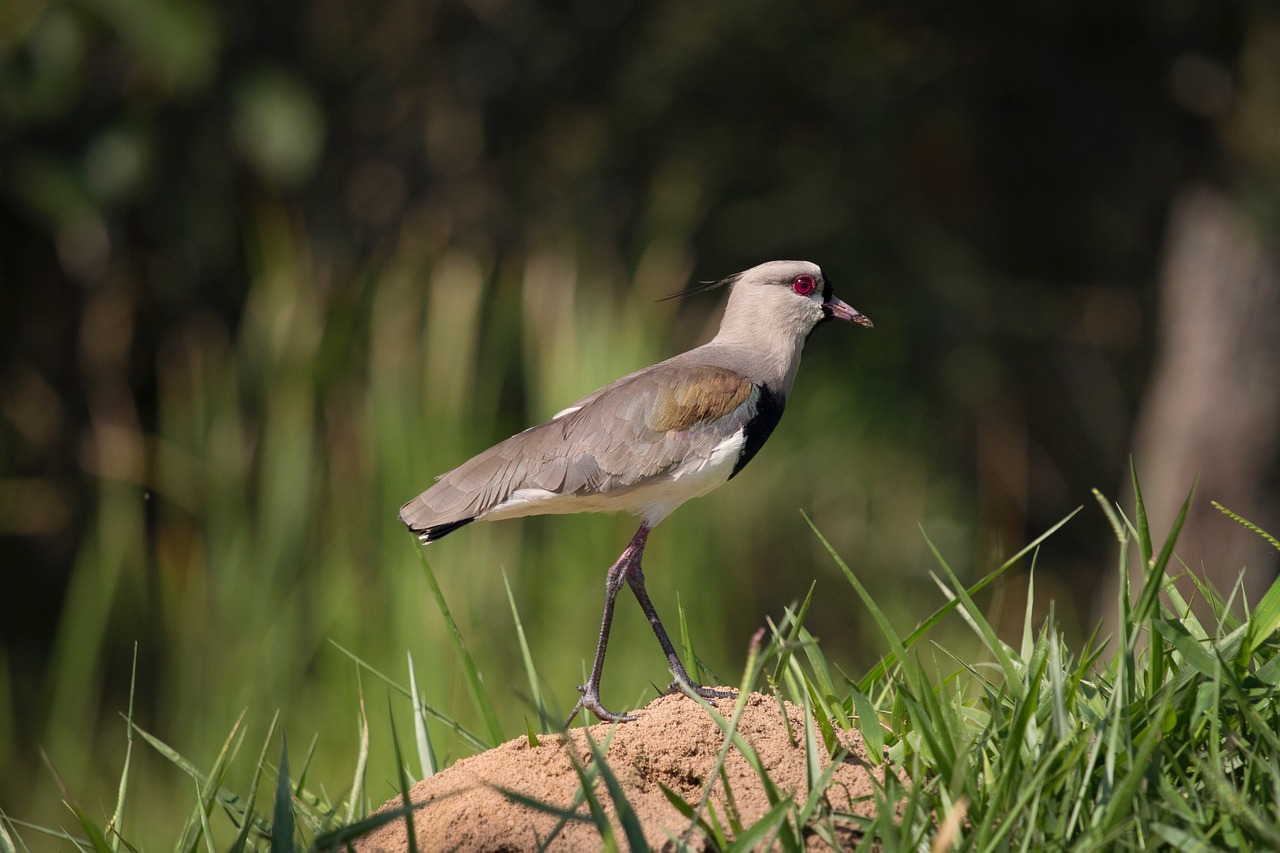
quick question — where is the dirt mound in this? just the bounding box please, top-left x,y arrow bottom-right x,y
353,691 -> 889,851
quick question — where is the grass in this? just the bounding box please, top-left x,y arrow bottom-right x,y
4,471 -> 1279,850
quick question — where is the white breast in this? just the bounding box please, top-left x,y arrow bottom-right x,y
480,429 -> 747,527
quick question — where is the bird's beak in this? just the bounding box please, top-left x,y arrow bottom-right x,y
824,294 -> 873,328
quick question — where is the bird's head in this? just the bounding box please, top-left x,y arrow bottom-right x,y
702,260 -> 872,344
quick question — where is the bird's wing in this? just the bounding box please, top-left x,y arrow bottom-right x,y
399,364 -> 760,536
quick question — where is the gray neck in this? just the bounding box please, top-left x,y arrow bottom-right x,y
701,285 -> 817,395
691,329 -> 808,398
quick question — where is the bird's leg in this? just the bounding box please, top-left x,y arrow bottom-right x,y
624,550 -> 736,703
564,525 -> 650,727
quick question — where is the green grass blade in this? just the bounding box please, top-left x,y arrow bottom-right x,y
342,677 -> 370,827
1130,458 -> 1154,567
725,797 -> 795,853
175,710 -> 247,853
657,783 -> 723,848
1020,564 -> 1036,661
502,570 -> 551,731
581,729 -> 647,852
293,732 -> 319,797
562,750 -> 618,853
796,625 -> 845,728
387,702 -> 419,853
924,532 -> 1022,694
677,595 -> 700,687
491,786 -> 594,824
848,683 -> 884,761
1153,620 -> 1219,678
406,652 -> 437,779
313,802 -> 422,851
229,709 -> 279,853
107,644 -> 138,852
0,815 -> 18,853
414,548 -> 503,746
1131,480 -> 1197,643
191,778 -> 215,853
680,631 -> 786,843
328,640 -> 489,751
802,513 -> 907,674
857,508 -> 1081,687
271,736 -> 294,853
40,752 -> 112,853
769,582 -> 816,686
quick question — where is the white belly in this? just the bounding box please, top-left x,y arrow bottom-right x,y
480,429 -> 745,527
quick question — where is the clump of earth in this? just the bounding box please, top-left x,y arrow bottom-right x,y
352,690 -> 891,851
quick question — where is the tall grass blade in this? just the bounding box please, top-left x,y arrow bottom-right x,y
229,710 -> 279,853
562,749 -> 619,853
328,640 -> 489,751
387,702 -> 419,853
294,732 -> 319,797
414,549 -> 503,746
802,513 -> 907,674
502,570 -> 550,731
342,676 -> 370,827
40,750 -> 112,853
107,644 -> 137,851
406,652 -> 437,779
924,531 -> 1021,694
675,595 -> 699,688
177,711 -> 247,853
1131,481 -> 1196,643
769,582 -> 816,686
857,508 -> 1081,686
848,683 -> 884,760
0,815 -> 22,853
1130,458 -> 1154,567
681,630 -> 786,846
724,797 -> 795,853
191,779 -> 216,853
581,729 -> 647,852
657,783 -> 722,848
271,736 -> 294,853
1020,564 -> 1036,661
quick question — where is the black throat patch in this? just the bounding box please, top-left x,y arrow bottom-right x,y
729,384 -> 786,479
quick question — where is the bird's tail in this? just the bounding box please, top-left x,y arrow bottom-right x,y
398,505 -> 475,543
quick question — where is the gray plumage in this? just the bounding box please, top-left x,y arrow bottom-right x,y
400,260 -> 870,540
397,259 -> 872,723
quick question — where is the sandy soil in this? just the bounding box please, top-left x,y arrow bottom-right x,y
352,690 -> 890,851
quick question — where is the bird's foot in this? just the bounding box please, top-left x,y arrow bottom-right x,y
563,685 -> 641,728
666,680 -> 737,702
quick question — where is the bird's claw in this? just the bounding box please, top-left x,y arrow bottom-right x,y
564,685 -> 640,727
666,680 -> 737,701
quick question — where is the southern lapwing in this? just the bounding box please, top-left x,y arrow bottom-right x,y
399,260 -> 872,724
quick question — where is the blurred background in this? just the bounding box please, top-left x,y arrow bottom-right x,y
3,0 -> 1279,842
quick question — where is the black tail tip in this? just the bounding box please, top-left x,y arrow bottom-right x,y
402,516 -> 475,543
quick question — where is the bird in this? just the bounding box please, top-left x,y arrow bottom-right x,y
398,260 -> 872,725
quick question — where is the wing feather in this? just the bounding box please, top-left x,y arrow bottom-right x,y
399,364 -> 761,537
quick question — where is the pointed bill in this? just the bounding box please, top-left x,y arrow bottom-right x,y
824,294 -> 873,328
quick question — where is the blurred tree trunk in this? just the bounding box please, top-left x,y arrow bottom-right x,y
1106,184 -> 1280,627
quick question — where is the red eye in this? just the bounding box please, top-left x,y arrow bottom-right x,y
791,274 -> 816,296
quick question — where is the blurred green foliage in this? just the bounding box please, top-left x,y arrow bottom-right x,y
1,0 -> 1273,843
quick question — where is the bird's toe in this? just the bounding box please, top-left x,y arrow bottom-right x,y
563,687 -> 640,727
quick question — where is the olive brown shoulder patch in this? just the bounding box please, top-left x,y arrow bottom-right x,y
647,366 -> 754,433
